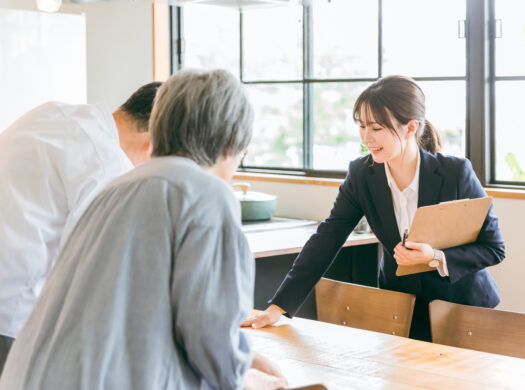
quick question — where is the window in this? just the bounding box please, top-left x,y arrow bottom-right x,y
493,0 -> 525,184
173,0 -> 523,187
182,5 -> 239,77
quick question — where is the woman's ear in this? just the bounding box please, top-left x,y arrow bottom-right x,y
405,119 -> 420,140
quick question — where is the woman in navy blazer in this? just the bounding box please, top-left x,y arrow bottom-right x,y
242,76 -> 505,341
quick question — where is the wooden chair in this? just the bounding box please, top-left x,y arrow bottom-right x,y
429,299 -> 525,359
315,278 -> 416,337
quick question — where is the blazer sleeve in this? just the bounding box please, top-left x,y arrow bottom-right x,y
442,159 -> 506,284
269,163 -> 365,317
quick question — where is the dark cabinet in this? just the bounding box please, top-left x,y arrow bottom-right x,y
254,243 -> 380,320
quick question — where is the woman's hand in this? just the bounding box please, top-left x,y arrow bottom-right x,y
244,368 -> 288,390
241,305 -> 284,329
393,241 -> 434,266
251,352 -> 287,384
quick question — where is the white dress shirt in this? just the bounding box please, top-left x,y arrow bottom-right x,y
384,152 -> 449,277
0,102 -> 133,338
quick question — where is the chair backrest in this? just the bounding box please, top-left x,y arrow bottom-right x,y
315,278 -> 416,337
430,299 -> 525,359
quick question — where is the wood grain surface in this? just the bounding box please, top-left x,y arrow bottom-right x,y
430,299 -> 525,359
316,278 -> 415,337
244,314 -> 525,389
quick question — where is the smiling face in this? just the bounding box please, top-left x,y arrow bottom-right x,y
353,76 -> 431,164
358,103 -> 422,165
359,105 -> 405,164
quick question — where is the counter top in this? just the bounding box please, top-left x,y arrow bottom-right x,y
245,222 -> 378,258
244,314 -> 525,389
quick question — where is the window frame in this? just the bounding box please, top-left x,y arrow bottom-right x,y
170,0 -> 521,188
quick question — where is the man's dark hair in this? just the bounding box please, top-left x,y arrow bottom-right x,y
119,81 -> 162,132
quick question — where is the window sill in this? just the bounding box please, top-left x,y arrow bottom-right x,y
234,172 -> 525,199
484,188 -> 525,200
233,172 -> 343,187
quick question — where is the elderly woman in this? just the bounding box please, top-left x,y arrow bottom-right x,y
0,69 -> 286,390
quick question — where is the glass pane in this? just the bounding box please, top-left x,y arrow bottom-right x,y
495,0 -> 525,76
312,0 -> 378,79
494,81 -> 525,182
382,0 -> 466,77
418,81 -> 466,157
313,82 -> 371,170
313,81 -> 465,171
183,5 -> 239,77
242,6 -> 302,81
243,84 -> 303,168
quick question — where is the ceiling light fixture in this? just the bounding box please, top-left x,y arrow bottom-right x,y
36,0 -> 62,12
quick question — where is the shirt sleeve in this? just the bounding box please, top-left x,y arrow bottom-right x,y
170,221 -> 254,390
436,251 -> 449,277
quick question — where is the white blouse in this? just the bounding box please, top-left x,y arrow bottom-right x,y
384,152 -> 449,277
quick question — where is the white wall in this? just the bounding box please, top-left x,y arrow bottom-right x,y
488,198 -> 525,313
0,0 -> 153,110
0,9 -> 87,130
239,178 -> 525,313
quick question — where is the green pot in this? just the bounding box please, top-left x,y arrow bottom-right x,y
234,190 -> 277,221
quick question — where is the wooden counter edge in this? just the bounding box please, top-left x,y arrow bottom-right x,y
253,235 -> 378,258
235,173 -> 525,199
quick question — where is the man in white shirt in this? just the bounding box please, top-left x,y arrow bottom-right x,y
0,81 -> 161,374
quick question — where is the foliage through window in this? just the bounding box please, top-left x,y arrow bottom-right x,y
175,0 -> 523,186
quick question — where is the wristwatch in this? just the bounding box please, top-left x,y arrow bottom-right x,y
428,249 -> 442,268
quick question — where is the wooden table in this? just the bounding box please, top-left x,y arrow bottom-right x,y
244,315 -> 525,389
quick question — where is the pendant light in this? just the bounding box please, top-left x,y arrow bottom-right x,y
36,0 -> 62,12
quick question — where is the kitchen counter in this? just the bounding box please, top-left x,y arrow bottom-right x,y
244,217 -> 381,319
243,217 -> 378,258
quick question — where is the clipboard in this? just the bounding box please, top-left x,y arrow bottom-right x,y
396,197 -> 493,276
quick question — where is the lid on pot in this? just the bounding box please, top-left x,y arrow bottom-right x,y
232,182 -> 277,202
234,190 -> 277,202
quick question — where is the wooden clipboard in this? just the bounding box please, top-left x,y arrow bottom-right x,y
396,197 -> 493,276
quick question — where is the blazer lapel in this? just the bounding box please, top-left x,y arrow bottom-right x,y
418,148 -> 443,207
365,162 -> 401,249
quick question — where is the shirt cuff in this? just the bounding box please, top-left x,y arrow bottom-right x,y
436,250 -> 449,277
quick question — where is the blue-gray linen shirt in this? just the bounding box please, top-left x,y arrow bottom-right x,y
0,156 -> 254,390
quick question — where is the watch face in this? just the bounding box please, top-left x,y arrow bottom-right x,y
429,259 -> 440,268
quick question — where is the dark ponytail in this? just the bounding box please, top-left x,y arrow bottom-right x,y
418,119 -> 441,154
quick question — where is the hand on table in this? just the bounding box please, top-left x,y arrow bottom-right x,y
251,351 -> 287,383
244,368 -> 288,390
241,305 -> 284,329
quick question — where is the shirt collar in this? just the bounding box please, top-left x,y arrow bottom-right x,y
384,149 -> 420,194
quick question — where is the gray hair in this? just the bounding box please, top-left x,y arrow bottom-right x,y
150,69 -> 254,166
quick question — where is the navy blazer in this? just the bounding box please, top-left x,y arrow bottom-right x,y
271,148 -> 506,317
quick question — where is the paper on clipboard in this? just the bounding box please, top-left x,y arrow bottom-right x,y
396,197 -> 493,276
